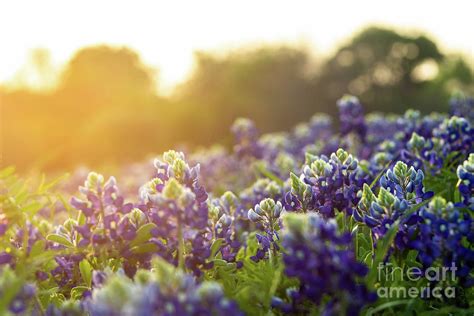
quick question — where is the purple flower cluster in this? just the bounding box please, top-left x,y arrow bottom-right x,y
240,178 -> 284,209
457,154 -> 474,210
0,268 -> 36,315
337,95 -> 367,140
66,172 -> 146,279
140,150 -> 212,275
406,116 -> 473,172
286,149 -> 368,217
70,172 -> 133,221
290,114 -> 334,158
83,259 -> 243,316
274,213 -> 375,315
409,197 -> 474,287
433,116 -> 473,159
450,94 -> 474,122
231,118 -> 263,159
209,192 -> 243,267
354,161 -> 432,250
247,198 -> 282,262
3,93 -> 474,315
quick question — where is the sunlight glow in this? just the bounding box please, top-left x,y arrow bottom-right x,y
0,0 -> 473,94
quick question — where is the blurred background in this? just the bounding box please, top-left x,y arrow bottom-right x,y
1,1 -> 473,172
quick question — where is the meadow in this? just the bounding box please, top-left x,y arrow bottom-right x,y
0,94 -> 473,315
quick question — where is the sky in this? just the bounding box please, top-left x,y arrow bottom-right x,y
1,0 -> 473,93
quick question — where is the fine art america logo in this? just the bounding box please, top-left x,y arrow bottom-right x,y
377,262 -> 458,299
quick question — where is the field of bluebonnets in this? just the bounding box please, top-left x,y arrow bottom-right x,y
0,94 -> 473,315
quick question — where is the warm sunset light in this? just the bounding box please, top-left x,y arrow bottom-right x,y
0,2 -> 473,315
1,1 -> 473,92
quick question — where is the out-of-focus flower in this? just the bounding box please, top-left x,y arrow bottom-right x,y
337,95 -> 367,140
450,94 -> 474,122
83,258 -> 244,316
275,213 -> 375,315
0,267 -> 36,315
457,154 -> 474,210
409,197 -> 474,287
240,178 -> 284,209
248,198 -> 283,262
231,118 -> 263,159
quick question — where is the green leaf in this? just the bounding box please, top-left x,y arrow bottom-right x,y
29,240 -> 46,258
37,173 -> 69,194
210,238 -> 225,258
130,242 -> 158,254
70,286 -> 90,300
77,210 -> 87,226
255,162 -> 284,185
370,160 -> 392,189
0,166 -> 15,179
22,201 -> 43,215
366,224 -> 398,286
366,300 -> 410,315
79,259 -> 93,288
47,234 -> 75,248
129,223 -> 157,247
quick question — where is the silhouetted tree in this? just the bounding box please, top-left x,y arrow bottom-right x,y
175,46 -> 317,142
314,27 -> 473,114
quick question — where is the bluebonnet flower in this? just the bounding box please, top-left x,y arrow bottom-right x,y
365,113 -> 399,148
140,151 -> 212,275
247,198 -> 283,262
44,300 -> 84,316
337,95 -> 367,140
368,150 -> 395,176
92,270 -> 107,288
70,172 -> 133,220
209,192 -> 244,267
405,132 -> 442,170
50,254 -> 85,288
0,267 -> 36,315
433,116 -> 473,159
67,172 -> 156,281
379,160 -> 433,203
457,154 -> 474,210
0,220 -> 47,268
289,114 -> 334,158
9,284 -> 36,314
240,178 -> 284,209
261,151 -> 298,180
83,258 -> 244,316
396,110 -> 445,143
450,94 -> 474,122
369,111 -> 445,172
191,146 -> 254,193
355,184 -> 416,250
404,116 -> 473,174
274,213 -> 375,315
286,149 -> 368,217
231,118 -> 263,159
0,215 -> 7,237
354,161 -> 432,250
409,197 -> 474,287
0,252 -> 13,265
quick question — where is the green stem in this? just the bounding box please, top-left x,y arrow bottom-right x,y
370,231 -> 375,267
34,294 -> 45,316
268,247 -> 274,266
355,225 -> 359,260
177,218 -> 185,271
